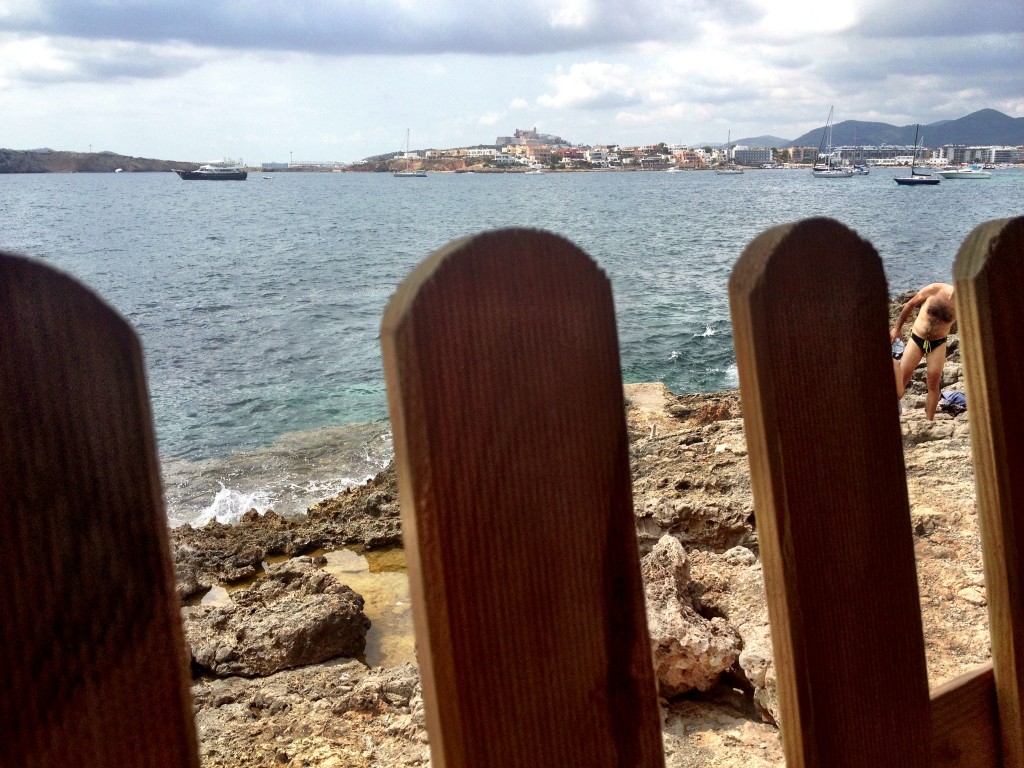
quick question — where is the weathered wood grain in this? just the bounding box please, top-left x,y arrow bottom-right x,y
0,252 -> 199,768
728,218 -> 931,767
932,664 -> 1001,768
954,215 -> 1024,768
381,229 -> 664,767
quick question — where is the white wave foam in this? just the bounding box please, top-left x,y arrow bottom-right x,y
696,325 -> 717,338
193,484 -> 274,527
724,363 -> 739,388
290,476 -> 363,496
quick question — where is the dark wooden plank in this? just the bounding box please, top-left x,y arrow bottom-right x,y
728,218 -> 931,767
0,252 -> 199,768
931,663 -> 1002,768
381,229 -> 664,767
953,215 -> 1024,768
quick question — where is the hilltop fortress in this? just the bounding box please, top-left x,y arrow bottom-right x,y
495,126 -> 570,148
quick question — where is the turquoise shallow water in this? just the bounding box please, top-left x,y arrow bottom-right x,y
2,168 -> 1021,524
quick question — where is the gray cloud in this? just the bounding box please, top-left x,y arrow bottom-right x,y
7,38 -> 209,84
815,33 -> 1023,94
851,0 -> 1024,38
2,0 -> 762,57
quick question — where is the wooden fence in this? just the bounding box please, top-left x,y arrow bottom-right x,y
728,216 -> 1022,768
2,215 -> 1020,767
382,217 -> 1023,768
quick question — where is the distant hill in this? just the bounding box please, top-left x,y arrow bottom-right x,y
729,135 -> 792,149
0,149 -> 195,174
786,109 -> 1024,148
696,135 -> 790,148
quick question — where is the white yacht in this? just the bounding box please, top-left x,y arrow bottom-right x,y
936,165 -> 992,179
174,162 -> 247,180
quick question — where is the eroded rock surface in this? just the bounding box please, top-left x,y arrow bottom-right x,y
183,559 -> 370,677
627,386 -> 754,556
192,660 -> 427,768
643,535 -> 741,697
688,546 -> 776,722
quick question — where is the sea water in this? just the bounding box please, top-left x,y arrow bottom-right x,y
3,168 -> 1021,526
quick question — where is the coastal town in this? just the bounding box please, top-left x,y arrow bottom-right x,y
289,124 -> 1024,174
4,109 -> 1022,175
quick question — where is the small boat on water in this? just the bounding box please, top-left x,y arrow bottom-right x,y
174,162 -> 248,180
715,130 -> 744,175
812,107 -> 853,178
895,172 -> 939,186
812,167 -> 854,178
394,129 -> 427,178
895,125 -> 939,186
936,165 -> 992,180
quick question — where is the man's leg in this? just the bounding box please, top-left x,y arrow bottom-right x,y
899,342 -> 924,394
924,346 -> 948,420
893,357 -> 905,398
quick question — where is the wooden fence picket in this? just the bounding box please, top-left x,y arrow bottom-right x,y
930,663 -> 999,767
728,218 -> 932,767
381,228 -> 664,767
954,215 -> 1024,768
0,252 -> 199,768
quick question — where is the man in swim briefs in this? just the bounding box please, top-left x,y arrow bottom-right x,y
891,282 -> 956,420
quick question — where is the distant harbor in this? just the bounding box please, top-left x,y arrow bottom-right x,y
3,108 -> 1022,175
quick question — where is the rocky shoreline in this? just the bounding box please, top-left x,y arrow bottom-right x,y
173,315 -> 985,767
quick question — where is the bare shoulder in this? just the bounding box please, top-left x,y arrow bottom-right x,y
918,282 -> 955,300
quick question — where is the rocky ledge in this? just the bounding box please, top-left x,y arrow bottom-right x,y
175,325 -> 984,767
183,559 -> 370,678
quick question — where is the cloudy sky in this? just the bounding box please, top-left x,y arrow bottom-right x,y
1,0 -> 1021,163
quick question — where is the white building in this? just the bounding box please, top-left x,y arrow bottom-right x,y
585,148 -> 610,167
734,147 -> 772,165
938,145 -> 1024,164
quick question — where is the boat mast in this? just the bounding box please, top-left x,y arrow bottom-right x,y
817,106 -> 834,167
911,125 -> 919,175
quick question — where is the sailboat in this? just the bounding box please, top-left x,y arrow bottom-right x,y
715,131 -> 744,175
811,107 -> 853,178
394,129 -> 427,178
895,125 -> 939,186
